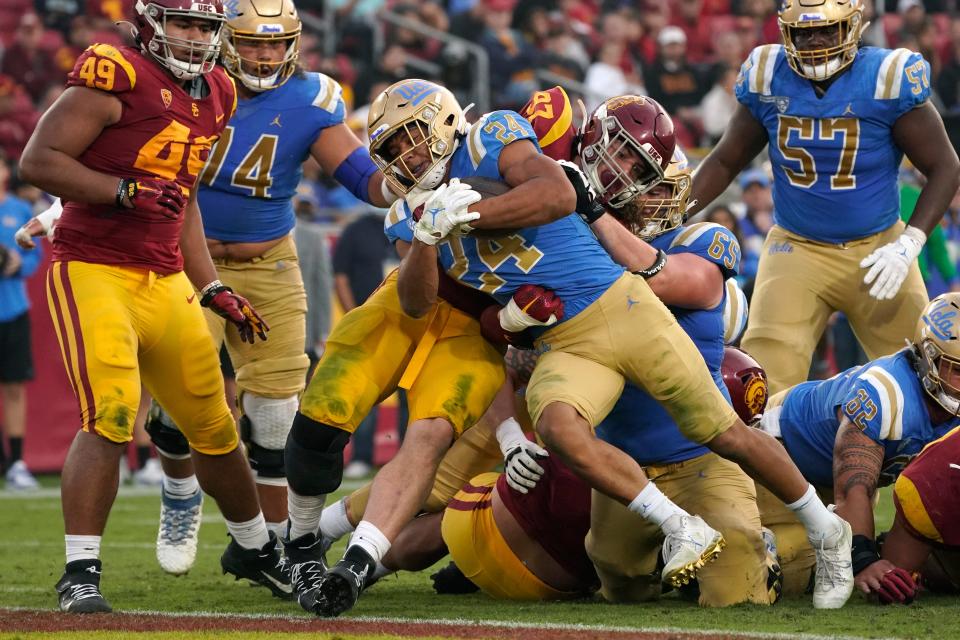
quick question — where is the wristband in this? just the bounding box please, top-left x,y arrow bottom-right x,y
116,178 -> 137,209
851,534 -> 881,575
199,280 -> 229,307
633,248 -> 667,279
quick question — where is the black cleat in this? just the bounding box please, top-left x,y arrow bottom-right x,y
220,532 -> 292,600
313,546 -> 374,617
55,559 -> 112,613
284,531 -> 328,613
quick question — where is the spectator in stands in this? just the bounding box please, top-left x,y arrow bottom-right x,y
701,65 -> 738,145
671,0 -> 715,63
939,17 -> 960,112
0,76 -> 40,162
53,15 -> 96,75
1,13 -> 61,104
479,0 -> 538,110
537,13 -> 589,82
645,26 -> 707,147
637,0 -> 669,65
860,0 -> 888,48
735,168 -> 774,277
712,29 -> 748,78
584,42 -> 645,112
332,209 -> 392,479
35,0 -> 84,38
388,2 -> 445,64
898,0 -> 927,42
738,0 -> 779,46
0,156 -> 41,490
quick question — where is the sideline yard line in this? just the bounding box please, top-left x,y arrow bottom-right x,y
0,607 -> 898,640
0,541 -> 226,550
0,479 -> 366,500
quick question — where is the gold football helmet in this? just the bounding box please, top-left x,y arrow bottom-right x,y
367,79 -> 467,194
222,0 -> 301,91
779,0 -> 865,81
913,293 -> 960,416
617,146 -> 691,240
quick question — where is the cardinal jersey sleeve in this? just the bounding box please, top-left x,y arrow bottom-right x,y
520,86 -> 576,161
67,44 -> 137,95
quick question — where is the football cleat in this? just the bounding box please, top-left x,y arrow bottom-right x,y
284,531 -> 328,613
220,532 -> 292,599
660,514 -> 725,588
55,559 -> 112,614
5,460 -> 39,490
811,514 -> 854,609
134,458 -> 164,486
312,546 -> 374,617
156,487 -> 203,575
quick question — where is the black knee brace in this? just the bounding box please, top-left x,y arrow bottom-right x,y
145,406 -> 190,457
239,415 -> 286,480
284,412 -> 351,495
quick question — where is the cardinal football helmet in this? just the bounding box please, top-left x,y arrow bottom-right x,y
577,95 -> 675,211
367,79 -> 467,195
779,0 -> 866,81
721,347 -> 768,425
221,0 -> 301,92
135,0 -> 225,80
618,146 -> 692,240
913,293 -> 960,416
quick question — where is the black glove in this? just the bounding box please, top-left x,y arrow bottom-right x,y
558,159 -> 605,224
431,561 -> 480,595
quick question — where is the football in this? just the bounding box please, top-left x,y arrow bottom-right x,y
461,176 -> 511,199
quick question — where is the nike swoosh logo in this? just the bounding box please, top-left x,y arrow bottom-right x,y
216,114 -> 224,123
260,570 -> 292,593
186,293 -> 196,304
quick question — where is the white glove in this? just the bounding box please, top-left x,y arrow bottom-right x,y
860,226 -> 925,300
413,179 -> 482,245
495,417 -> 548,494
15,198 -> 62,250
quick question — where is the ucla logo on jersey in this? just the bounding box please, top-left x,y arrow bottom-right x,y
759,95 -> 790,113
394,80 -> 436,107
923,300 -> 958,340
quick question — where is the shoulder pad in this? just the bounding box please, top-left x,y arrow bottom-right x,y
67,44 -> 138,93
857,365 -> 906,440
311,73 -> 344,114
668,222 -> 728,249
740,44 -> 782,97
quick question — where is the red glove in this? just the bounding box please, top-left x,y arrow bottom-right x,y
498,284 -> 565,333
876,567 -> 919,605
200,281 -> 270,344
118,177 -> 187,219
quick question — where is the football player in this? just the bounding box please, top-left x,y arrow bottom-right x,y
689,0 -> 960,395
138,0 -> 403,577
754,293 -> 960,597
18,0 -> 286,612
327,79 -> 852,617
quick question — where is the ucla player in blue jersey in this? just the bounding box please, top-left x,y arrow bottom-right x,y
143,0 -> 401,578
754,293 -> 960,599
690,0 -> 960,397
350,80 -> 854,615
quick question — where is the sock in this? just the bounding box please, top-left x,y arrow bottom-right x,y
348,520 -> 391,565
319,498 -> 354,542
288,489 -> 326,539
266,520 -> 286,540
162,474 -> 200,499
65,535 -> 101,563
225,512 -> 271,550
627,482 -> 688,530
786,484 -> 838,540
9,436 -> 22,463
136,446 -> 152,470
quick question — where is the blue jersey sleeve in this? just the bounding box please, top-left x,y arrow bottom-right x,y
735,45 -> 782,118
383,199 -> 414,244
308,72 -> 347,127
465,110 -> 539,177
894,51 -> 932,118
842,365 -> 906,443
667,222 -> 741,280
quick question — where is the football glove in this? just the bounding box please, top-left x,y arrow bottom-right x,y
479,305 -> 534,349
498,284 -> 564,333
495,417 -> 548,494
200,280 -> 269,344
413,179 -> 482,245
118,177 -> 187,219
557,159 -> 605,224
876,567 -> 919,605
860,226 -> 925,300
15,198 -> 61,249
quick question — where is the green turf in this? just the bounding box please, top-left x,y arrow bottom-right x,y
0,483 -> 956,640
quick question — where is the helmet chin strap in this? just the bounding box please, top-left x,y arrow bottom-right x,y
937,390 -> 960,416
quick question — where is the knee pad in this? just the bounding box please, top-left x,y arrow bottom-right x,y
145,402 -> 190,460
240,394 -> 298,485
284,412 -> 351,496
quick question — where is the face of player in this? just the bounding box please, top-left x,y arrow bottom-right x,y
383,124 -> 433,182
791,23 -> 842,56
602,143 -> 659,200
165,16 -> 219,63
234,37 -> 287,77
938,357 -> 960,400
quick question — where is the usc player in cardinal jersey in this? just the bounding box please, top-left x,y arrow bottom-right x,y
19,0 -> 289,613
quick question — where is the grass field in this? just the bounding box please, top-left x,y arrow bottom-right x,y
0,480 -> 957,640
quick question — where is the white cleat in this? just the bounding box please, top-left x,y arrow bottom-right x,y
134,458 -> 164,486
156,487 -> 203,575
5,460 -> 39,490
661,514 -> 725,588
810,514 -> 854,609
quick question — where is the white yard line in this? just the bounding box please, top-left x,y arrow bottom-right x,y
0,479 -> 366,500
